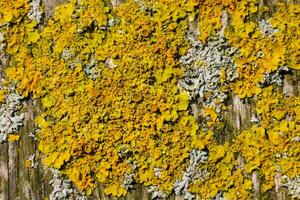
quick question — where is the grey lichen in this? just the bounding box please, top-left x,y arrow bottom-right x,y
275,153 -> 288,160
250,114 -> 261,123
179,35 -> 238,112
291,136 -> 300,142
258,19 -> 278,37
49,169 -> 74,200
173,150 -> 208,200
61,49 -> 102,80
118,145 -> 137,191
29,131 -> 38,141
261,66 -> 289,86
154,167 -> 163,177
148,185 -> 167,200
122,159 -> 137,191
27,0 -> 43,24
84,56 -> 102,80
61,49 -> 81,71
27,154 -> 38,168
134,0 -> 147,12
281,175 -> 300,199
0,82 -> 25,142
108,18 -> 117,28
49,169 -> 88,200
61,49 -> 74,61
122,172 -> 136,191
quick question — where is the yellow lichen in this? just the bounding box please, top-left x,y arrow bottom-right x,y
7,134 -> 20,142
0,0 -> 299,198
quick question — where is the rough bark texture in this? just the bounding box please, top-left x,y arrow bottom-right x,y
0,0 -> 299,200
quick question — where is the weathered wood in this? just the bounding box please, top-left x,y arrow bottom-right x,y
0,142 -> 9,200
252,170 -> 261,200
0,0 -> 299,200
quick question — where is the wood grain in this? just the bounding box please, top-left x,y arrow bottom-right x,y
0,0 -> 298,199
